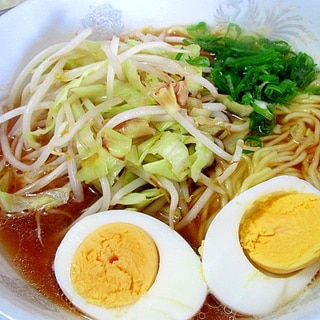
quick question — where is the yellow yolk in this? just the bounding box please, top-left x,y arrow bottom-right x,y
70,222 -> 159,308
239,193 -> 320,274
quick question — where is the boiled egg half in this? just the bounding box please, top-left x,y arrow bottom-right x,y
201,175 -> 320,316
54,210 -> 207,320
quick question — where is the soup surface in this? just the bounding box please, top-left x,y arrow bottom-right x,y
0,189 -> 245,320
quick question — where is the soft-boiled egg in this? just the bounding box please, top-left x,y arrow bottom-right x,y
201,175 -> 320,316
54,210 -> 207,320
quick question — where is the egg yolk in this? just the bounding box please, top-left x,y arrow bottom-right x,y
70,222 -> 159,308
239,193 -> 320,274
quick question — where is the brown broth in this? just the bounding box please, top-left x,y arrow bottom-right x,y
0,184 -> 247,320
0,185 -> 100,317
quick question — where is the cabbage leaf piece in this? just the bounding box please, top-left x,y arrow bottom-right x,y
130,130 -> 214,182
0,187 -> 71,213
117,188 -> 164,208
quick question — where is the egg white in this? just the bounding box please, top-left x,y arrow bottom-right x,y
201,175 -> 320,316
54,210 -> 208,320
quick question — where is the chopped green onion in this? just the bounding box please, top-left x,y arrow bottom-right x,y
185,22 -> 317,137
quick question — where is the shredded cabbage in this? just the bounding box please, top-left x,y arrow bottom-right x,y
0,26 -> 247,228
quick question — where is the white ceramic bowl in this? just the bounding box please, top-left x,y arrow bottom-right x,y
0,1 -> 320,319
